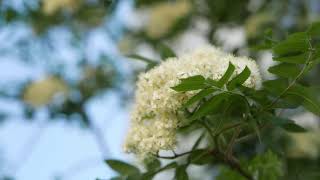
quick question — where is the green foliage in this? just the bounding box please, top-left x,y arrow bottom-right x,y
157,43 -> 177,60
272,32 -> 309,57
268,63 -> 301,78
171,75 -> 207,92
260,112 -> 306,133
227,66 -> 251,90
175,165 -> 189,180
216,151 -> 283,180
105,160 -> 140,176
127,54 -> 159,70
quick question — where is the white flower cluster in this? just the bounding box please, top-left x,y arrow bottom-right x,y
146,0 -> 191,39
23,76 -> 68,107
124,46 -> 262,157
42,0 -> 78,15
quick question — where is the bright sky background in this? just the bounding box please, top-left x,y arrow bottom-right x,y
0,0 -> 134,179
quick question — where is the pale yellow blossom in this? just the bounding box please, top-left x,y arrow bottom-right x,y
146,0 -> 192,39
42,0 -> 79,15
23,76 -> 68,107
124,46 -> 262,156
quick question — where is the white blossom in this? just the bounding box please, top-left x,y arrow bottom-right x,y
124,46 -> 262,157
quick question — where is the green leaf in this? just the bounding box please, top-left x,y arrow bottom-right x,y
247,150 -> 284,180
189,93 -> 228,121
127,54 -> 158,68
175,165 -> 189,180
263,79 -> 303,108
227,66 -> 251,90
273,53 -> 308,64
171,75 -> 206,92
182,88 -> 216,109
188,149 -> 214,165
251,29 -> 275,51
105,160 -> 140,176
260,113 -> 306,133
263,79 -> 288,95
307,22 -> 320,38
272,32 -> 309,56
287,85 -> 320,116
144,158 -> 161,171
268,63 -> 300,78
217,151 -> 284,180
157,43 -> 176,60
160,162 -> 178,171
217,62 -> 235,87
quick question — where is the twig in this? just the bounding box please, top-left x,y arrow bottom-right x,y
210,149 -> 253,180
199,121 -> 215,142
153,150 -> 195,160
214,122 -> 242,136
226,127 -> 241,157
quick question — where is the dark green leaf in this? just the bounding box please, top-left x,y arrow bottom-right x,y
281,121 -> 307,132
105,160 -> 140,176
160,162 -> 178,171
273,53 -> 308,64
260,113 -> 306,133
171,75 -> 206,92
144,158 -> 161,171
272,32 -> 309,56
175,165 -> 189,180
268,63 -> 300,78
263,79 -> 288,95
217,62 -> 235,87
189,93 -> 228,121
307,22 -> 320,38
227,66 -> 251,90
182,88 -> 216,109
157,43 -> 176,59
287,85 -> 320,116
188,149 -> 214,165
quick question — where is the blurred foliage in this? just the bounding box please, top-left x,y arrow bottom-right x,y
0,0 -> 116,34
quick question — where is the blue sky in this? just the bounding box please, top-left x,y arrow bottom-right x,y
0,0 -> 134,179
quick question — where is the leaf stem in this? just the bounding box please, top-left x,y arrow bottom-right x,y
263,39 -> 313,111
153,150 -> 195,159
